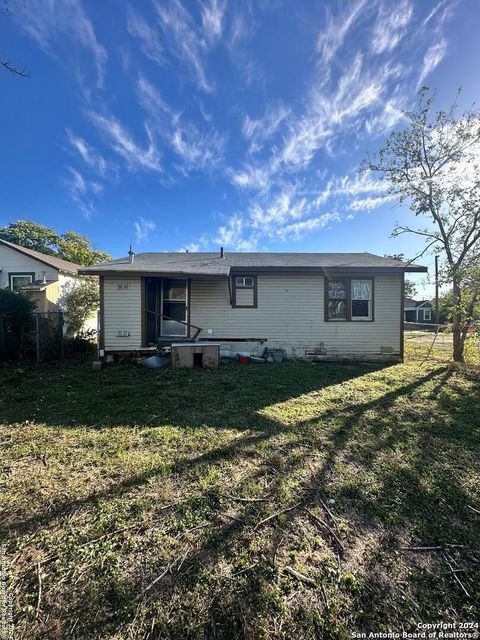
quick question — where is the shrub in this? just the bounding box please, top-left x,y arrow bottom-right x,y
0,289 -> 36,359
63,277 -> 99,336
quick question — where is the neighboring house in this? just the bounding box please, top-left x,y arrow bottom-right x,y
0,238 -> 96,332
80,251 -> 427,361
404,298 -> 434,324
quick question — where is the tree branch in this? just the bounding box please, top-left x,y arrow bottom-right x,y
0,59 -> 30,77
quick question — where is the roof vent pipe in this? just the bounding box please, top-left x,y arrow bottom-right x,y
41,270 -> 47,284
128,245 -> 135,264
220,246 -> 224,258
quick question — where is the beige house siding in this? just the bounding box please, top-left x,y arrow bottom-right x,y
103,277 -> 142,350
190,273 -> 401,358
102,273 -> 402,358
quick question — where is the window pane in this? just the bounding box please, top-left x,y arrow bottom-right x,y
328,300 -> 346,319
235,276 -> 253,287
11,275 -> 33,291
328,281 -> 346,299
352,280 -> 371,300
163,279 -> 186,301
162,301 -> 186,322
352,300 -> 370,318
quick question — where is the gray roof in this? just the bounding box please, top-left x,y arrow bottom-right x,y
0,238 -> 80,275
404,298 -> 433,307
79,251 -> 427,276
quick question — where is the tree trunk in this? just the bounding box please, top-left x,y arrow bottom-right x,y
452,277 -> 464,362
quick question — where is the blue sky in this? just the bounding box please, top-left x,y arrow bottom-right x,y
1,0 -> 479,294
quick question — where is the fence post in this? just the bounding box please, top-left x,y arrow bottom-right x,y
35,313 -> 40,367
60,312 -> 64,360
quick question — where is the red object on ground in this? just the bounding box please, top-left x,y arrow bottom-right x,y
238,355 -> 250,364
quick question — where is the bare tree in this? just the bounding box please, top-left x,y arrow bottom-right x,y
366,88 -> 480,361
1,0 -> 30,77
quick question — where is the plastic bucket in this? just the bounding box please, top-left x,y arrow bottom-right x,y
238,355 -> 250,364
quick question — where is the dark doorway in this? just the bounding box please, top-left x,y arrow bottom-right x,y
145,278 -> 188,345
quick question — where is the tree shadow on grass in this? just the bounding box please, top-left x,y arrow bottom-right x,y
0,360 -> 384,430
7,364 -> 480,639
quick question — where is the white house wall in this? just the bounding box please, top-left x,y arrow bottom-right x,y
0,244 -> 58,288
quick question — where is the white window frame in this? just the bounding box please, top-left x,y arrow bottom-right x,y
351,279 -> 373,321
235,276 -> 254,288
423,308 -> 432,321
9,273 -> 34,291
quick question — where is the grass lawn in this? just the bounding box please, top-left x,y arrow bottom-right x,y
405,331 -> 480,365
1,355 -> 479,639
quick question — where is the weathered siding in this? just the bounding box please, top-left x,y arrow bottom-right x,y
190,273 -> 402,358
103,277 -> 142,350
0,244 -> 58,288
102,273 -> 402,358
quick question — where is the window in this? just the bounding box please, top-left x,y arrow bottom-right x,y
326,278 -> 374,321
232,274 -> 257,308
423,308 -> 432,321
351,280 -> 372,321
9,273 -> 35,291
327,280 -> 347,320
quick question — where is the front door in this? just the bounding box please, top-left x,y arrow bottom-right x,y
145,277 -> 188,344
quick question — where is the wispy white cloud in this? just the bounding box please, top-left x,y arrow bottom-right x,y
136,75 -> 225,173
66,129 -> 112,177
418,39 -> 447,86
275,213 -> 341,240
242,104 -> 290,155
200,0 -> 226,43
317,0 -> 369,66
13,0 -> 107,89
213,216 -> 258,251
154,0 -> 213,92
89,112 -> 162,173
64,167 -> 102,218
349,195 -> 397,211
127,5 -> 165,66
134,216 -> 157,243
371,0 -> 413,54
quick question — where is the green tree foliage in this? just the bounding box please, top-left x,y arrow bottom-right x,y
0,220 -> 58,255
57,231 -> 110,266
0,220 -> 110,266
367,88 -> 480,361
0,289 -> 35,358
438,267 -> 480,327
63,278 -> 99,337
404,280 -> 417,298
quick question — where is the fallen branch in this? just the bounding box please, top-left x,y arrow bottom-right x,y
35,562 -> 42,620
230,562 -> 258,578
228,495 -> 270,503
305,508 -> 345,554
318,498 -> 338,525
284,565 -> 316,587
253,502 -> 302,532
400,546 -> 444,552
442,552 -> 471,598
467,504 -> 480,515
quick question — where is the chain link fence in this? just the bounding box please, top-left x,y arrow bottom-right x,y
34,312 -> 64,366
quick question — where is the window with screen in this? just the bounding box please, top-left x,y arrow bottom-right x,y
326,277 -> 374,321
233,275 -> 257,308
351,280 -> 372,320
327,281 -> 347,320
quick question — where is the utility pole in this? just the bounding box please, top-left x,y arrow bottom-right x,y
435,255 -> 440,325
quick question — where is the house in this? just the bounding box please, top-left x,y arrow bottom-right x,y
80,250 -> 427,362
0,238 -> 96,331
404,298 -> 434,324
